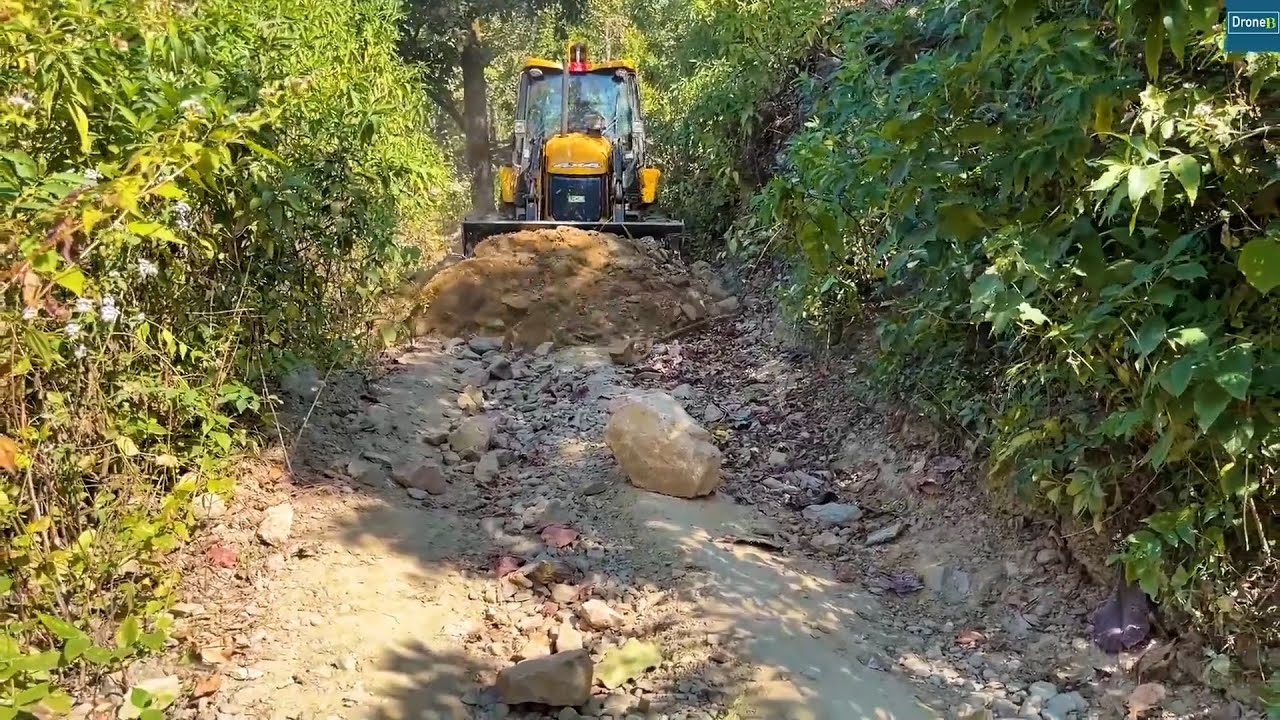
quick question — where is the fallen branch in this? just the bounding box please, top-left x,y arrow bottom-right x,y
659,313 -> 735,342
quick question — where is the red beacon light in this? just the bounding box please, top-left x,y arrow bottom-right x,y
567,43 -> 589,73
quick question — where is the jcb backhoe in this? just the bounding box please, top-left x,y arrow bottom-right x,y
461,43 -> 683,255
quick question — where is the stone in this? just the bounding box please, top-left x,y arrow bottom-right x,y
550,584 -> 579,604
801,503 -> 863,527
458,386 -> 485,414
767,450 -> 788,468
459,366 -> 489,388
603,393 -> 722,499
192,493 -> 226,521
557,708 -> 582,720
810,532 -> 843,554
406,488 -> 430,501
1035,548 -> 1057,565
346,458 -> 388,486
119,676 -> 181,718
495,650 -> 592,707
360,404 -> 393,434
554,620 -> 583,652
392,461 -> 448,495
702,403 -> 726,423
256,503 -> 293,547
577,599 -> 623,630
671,384 -> 694,401
516,632 -> 552,660
865,521 -> 905,546
469,336 -> 504,353
534,341 -> 555,356
421,423 -> 451,446
1027,681 -> 1058,701
1042,691 -> 1086,720
278,364 -> 323,403
714,296 -> 740,314
488,357 -> 515,381
475,452 -> 501,482
450,417 -> 493,459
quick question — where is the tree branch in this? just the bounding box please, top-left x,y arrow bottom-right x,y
425,88 -> 465,130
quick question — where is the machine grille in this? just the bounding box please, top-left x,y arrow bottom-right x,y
548,175 -> 605,222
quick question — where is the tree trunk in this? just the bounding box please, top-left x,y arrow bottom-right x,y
461,24 -> 493,216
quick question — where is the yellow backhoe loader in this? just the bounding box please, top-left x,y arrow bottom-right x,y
461,43 -> 683,255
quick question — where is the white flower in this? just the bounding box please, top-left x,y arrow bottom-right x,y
7,93 -> 32,111
100,296 -> 119,323
108,270 -> 121,279
74,344 -> 87,359
178,98 -> 205,115
74,297 -> 94,314
128,312 -> 145,325
65,322 -> 81,337
138,259 -> 158,278
21,307 -> 37,321
173,201 -> 191,215
84,169 -> 102,184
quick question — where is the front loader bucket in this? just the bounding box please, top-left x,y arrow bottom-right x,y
460,218 -> 685,257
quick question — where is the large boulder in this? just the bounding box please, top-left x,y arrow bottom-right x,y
495,649 -> 592,706
604,393 -> 722,498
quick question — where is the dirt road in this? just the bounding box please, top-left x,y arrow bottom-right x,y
164,233 -> 1227,720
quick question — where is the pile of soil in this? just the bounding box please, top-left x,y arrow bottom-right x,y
410,228 -> 715,349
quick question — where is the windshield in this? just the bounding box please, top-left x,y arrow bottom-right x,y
523,71 -> 632,139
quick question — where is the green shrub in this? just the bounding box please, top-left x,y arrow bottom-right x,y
0,0 -> 451,709
751,0 -> 1280,650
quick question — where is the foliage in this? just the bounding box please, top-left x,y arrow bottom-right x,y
738,0 -> 1280,652
0,0 -> 451,708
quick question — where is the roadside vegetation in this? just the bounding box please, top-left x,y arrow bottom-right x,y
1,0 -> 454,711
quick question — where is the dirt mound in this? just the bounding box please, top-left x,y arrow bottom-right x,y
410,228 -> 716,349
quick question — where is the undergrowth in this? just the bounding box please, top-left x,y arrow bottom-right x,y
654,0 -> 1280,689
0,0 -> 452,711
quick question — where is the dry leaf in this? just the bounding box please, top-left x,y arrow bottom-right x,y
0,435 -> 17,473
1127,682 -> 1167,719
539,523 -> 579,548
199,645 -> 233,665
192,674 -> 222,698
954,629 -> 986,649
205,543 -> 237,568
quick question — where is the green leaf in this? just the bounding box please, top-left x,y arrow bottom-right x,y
64,635 -> 90,661
1167,155 -> 1200,204
1168,262 -> 1206,280
70,105 -> 91,154
53,267 -> 86,296
1159,355 -> 1197,397
116,615 -> 140,649
1087,164 -> 1127,192
1127,165 -> 1161,205
1193,381 -> 1232,432
1215,345 -> 1253,400
38,614 -> 84,641
13,682 -> 49,709
1145,23 -> 1164,79
1135,316 -> 1166,356
1238,236 -> 1280,293
1017,302 -> 1049,325
936,204 -> 984,241
1172,327 -> 1208,348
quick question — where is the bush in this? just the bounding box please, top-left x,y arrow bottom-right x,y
0,0 -> 452,709
750,0 -> 1280,657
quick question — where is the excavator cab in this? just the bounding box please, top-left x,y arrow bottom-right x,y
462,43 -> 683,254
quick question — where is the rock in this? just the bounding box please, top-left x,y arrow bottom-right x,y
458,386 -> 485,414
278,364 -> 323,403
603,393 -> 722,498
577,599 -> 623,630
865,521 -> 905,546
360,404 -> 393,434
557,708 -> 582,720
450,417 -> 493,459
392,461 -> 448,494
516,632 -> 552,660
767,450 -> 788,468
1035,548 -> 1057,565
406,488 -> 430,501
554,620 -> 583,652
460,366 -> 490,388
1027,681 -> 1059,702
495,650 -> 592,707
469,336 -> 504,354
192,493 -> 226,521
714,296 -> 740,314
421,423 -> 451,446
1042,691 -> 1086,720
346,458 -> 388,486
119,675 -> 181,718
534,341 -> 555,356
801,503 -> 863,527
488,357 -> 515,381
475,452 -> 501,482
502,293 -> 532,311
550,584 -> 579,604
170,602 -> 205,617
702,403 -> 726,423
595,638 -> 662,690
810,532 -> 843,555
256,503 -> 293,547
671,384 -> 694,401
